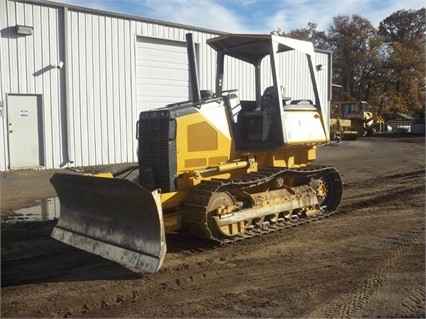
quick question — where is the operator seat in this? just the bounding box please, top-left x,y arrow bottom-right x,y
244,86 -> 278,142
259,86 -> 277,109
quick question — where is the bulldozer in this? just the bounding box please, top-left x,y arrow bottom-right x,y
330,86 -> 387,140
50,33 -> 343,273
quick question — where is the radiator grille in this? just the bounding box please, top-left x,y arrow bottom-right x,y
138,111 -> 176,192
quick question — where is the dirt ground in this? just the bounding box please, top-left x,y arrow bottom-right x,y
1,135 -> 425,318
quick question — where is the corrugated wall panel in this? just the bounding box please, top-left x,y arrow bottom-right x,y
91,14 -> 100,164
0,0 -> 7,170
65,12 -> 223,168
46,6 -> 60,169
98,16 -> 109,164
0,0 -> 65,171
67,11 -> 138,167
1,0 -> 331,170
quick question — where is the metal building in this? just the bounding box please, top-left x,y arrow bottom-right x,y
0,0 -> 332,171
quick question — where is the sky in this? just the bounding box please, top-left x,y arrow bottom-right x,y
55,0 -> 425,33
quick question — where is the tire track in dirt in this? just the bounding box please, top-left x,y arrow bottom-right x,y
401,287 -> 426,317
78,259 -> 338,318
2,138 -> 424,318
342,168 -> 424,192
326,226 -> 424,318
100,169 -> 425,317
338,168 -> 424,213
340,183 -> 424,211
75,169 -> 425,318
320,168 -> 425,318
3,168 -> 424,318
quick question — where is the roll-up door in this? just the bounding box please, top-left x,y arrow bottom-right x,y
136,37 -> 191,112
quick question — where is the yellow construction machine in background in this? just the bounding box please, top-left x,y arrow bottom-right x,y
330,100 -> 387,141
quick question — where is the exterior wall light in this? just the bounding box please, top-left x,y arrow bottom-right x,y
16,25 -> 33,35
50,61 -> 64,69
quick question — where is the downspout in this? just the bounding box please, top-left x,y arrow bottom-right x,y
64,6 -> 74,165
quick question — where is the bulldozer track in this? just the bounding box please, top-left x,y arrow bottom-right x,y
184,165 -> 343,244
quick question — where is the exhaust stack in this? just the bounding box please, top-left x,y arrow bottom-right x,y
186,33 -> 201,103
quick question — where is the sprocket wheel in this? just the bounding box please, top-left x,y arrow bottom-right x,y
311,169 -> 343,212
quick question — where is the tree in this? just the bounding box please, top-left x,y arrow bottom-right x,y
271,8 -> 426,120
327,15 -> 383,102
379,8 -> 426,45
272,22 -> 328,49
378,8 -> 426,119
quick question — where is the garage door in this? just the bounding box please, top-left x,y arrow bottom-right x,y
136,37 -> 191,112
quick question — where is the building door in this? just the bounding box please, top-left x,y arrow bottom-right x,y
7,95 -> 44,169
136,37 -> 195,112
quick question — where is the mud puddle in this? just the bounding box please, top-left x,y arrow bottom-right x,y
1,197 -> 60,223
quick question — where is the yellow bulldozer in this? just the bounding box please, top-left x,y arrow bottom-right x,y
50,33 -> 343,273
330,99 -> 387,141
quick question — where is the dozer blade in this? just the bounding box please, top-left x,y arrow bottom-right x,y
50,173 -> 166,273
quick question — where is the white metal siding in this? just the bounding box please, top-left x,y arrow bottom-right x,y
64,11 -> 219,168
0,0 -> 6,170
1,0 -> 331,171
223,56 -> 256,100
0,0 -> 65,171
66,12 -> 136,166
